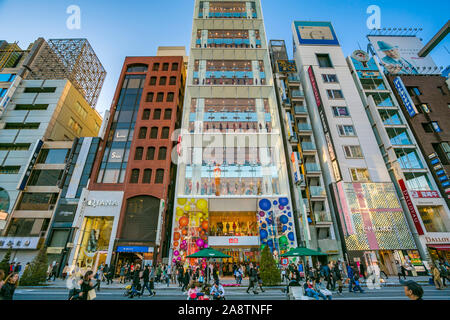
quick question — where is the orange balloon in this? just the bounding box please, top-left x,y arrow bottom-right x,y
201,221 -> 208,230
179,216 -> 189,228
182,229 -> 188,236
174,241 -> 179,247
173,232 -> 181,241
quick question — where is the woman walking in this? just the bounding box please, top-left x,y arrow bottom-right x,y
432,264 -> 444,290
0,272 -> 19,300
78,271 -> 99,300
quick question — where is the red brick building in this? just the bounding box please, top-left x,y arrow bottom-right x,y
87,53 -> 186,267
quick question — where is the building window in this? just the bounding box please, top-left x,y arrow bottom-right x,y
407,86 -> 421,96
162,63 -> 169,71
404,172 -> 432,191
4,123 -> 40,130
350,168 -> 370,182
138,127 -> 147,139
75,102 -> 88,120
316,54 -> 333,68
378,109 -> 403,125
0,166 -> 20,174
172,63 -> 179,71
17,193 -> 58,211
143,169 -> 152,184
169,76 -> 177,85
130,169 -> 140,183
0,143 -> 30,151
37,149 -> 69,164
159,76 -> 167,86
418,207 -> 447,232
422,123 -> 434,133
343,145 -> 363,159
152,63 -> 160,71
134,147 -> 144,160
149,77 -> 157,85
386,127 -> 412,145
437,86 -> 447,95
431,121 -> 442,133
167,92 -> 174,102
153,109 -> 161,120
155,169 -> 164,183
146,147 -> 155,160
150,127 -> 158,139
24,87 -> 56,93
146,92 -> 154,102
28,170 -> 63,187
164,109 -> 172,120
322,74 -> 338,83
337,125 -> 356,136
126,64 -> 148,72
158,147 -> 167,160
156,92 -> 164,102
161,127 -> 170,139
332,106 -> 350,117
395,148 -> 423,169
68,118 -> 82,135
142,109 -> 150,120
327,89 -> 344,99
432,142 -> 450,165
14,104 -> 48,110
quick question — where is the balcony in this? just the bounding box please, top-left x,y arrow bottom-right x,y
314,211 -> 332,223
294,106 -> 307,115
283,98 -> 291,106
303,199 -> 310,212
289,131 -> 298,143
301,142 -> 316,152
287,75 -> 300,83
310,186 -> 326,198
291,90 -> 305,99
305,162 -> 321,173
297,123 -> 312,131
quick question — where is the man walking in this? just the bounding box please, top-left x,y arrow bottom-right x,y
141,265 -> 155,296
246,264 -> 258,294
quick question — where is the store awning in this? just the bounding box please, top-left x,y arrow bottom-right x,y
428,244 -> 450,251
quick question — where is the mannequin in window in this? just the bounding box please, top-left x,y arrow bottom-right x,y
225,221 -> 230,235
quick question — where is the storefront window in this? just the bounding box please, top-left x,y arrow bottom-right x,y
75,217 -> 114,269
209,212 -> 258,236
418,207 -> 448,233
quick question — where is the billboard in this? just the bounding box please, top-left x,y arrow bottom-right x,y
368,36 -> 439,75
294,21 -> 340,46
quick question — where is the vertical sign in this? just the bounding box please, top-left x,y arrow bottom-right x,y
155,199 -> 165,246
398,179 -> 424,235
393,77 -> 418,117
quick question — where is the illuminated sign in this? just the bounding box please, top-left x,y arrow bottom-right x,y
393,77 -> 418,117
398,179 -> 424,235
208,236 -> 259,247
410,190 -> 440,199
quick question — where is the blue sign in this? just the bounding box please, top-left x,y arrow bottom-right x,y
116,246 -> 151,253
393,77 -> 418,117
294,21 -> 340,46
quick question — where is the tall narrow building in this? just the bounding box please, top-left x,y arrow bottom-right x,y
170,0 -> 298,267
269,39 -> 342,262
292,21 -> 418,274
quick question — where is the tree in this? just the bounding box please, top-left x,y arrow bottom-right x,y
0,246 -> 12,273
259,245 -> 281,286
19,245 -> 49,286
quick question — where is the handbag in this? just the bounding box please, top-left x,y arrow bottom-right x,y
87,289 -> 96,300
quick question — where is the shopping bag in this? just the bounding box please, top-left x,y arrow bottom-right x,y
87,289 -> 96,300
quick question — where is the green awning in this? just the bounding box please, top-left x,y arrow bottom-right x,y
186,248 -> 231,259
281,247 -> 327,257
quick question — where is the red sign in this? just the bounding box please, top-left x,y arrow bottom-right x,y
398,179 -> 424,235
410,190 -> 440,198
308,66 -> 322,108
281,258 -> 288,266
228,238 -> 238,244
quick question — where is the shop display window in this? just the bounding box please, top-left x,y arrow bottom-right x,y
209,211 -> 258,236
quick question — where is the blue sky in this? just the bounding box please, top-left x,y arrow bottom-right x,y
0,0 -> 448,116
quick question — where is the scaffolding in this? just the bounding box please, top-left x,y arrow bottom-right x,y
26,38 -> 106,107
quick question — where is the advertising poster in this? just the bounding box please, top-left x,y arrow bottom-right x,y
368,36 -> 439,75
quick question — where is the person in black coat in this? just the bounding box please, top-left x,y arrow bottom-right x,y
0,272 -> 19,300
246,265 -> 258,294
78,271 -> 99,300
182,268 -> 190,292
130,265 -> 142,298
141,265 -> 154,296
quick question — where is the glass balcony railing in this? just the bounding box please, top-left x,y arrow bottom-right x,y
283,98 -> 291,106
310,186 -> 326,197
301,142 -> 316,151
297,123 -> 312,131
303,199 -> 310,211
294,106 -> 307,114
291,90 -> 304,98
287,75 -> 300,82
314,211 -> 332,223
305,162 -> 321,172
